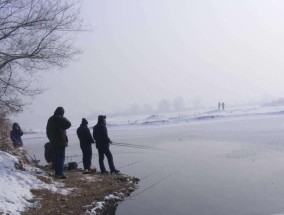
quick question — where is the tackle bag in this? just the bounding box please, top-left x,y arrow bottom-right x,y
67,162 -> 78,170
44,142 -> 55,163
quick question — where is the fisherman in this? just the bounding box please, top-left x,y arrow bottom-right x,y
93,115 -> 120,174
46,107 -> 71,179
77,118 -> 95,174
10,123 -> 23,148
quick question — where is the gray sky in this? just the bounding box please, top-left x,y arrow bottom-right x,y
15,0 -> 284,129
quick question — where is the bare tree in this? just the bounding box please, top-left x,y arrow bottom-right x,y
0,0 -> 84,114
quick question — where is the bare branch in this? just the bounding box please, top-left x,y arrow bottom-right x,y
0,0 -> 85,114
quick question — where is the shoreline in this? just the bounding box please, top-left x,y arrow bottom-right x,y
22,167 -> 139,215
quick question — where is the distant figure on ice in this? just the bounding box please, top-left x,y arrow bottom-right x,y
93,115 -> 120,174
218,102 -> 221,110
222,102 -> 225,110
10,123 -> 23,148
77,118 -> 95,174
46,107 -> 71,179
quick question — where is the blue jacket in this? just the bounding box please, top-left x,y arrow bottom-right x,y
10,123 -> 23,147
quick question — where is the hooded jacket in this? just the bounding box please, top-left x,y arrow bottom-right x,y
77,118 -> 94,148
10,123 -> 23,147
93,115 -> 111,149
46,107 -> 71,148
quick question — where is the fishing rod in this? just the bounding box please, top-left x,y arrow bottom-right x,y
23,132 -> 79,141
112,143 -> 157,150
66,152 -> 146,168
23,136 -> 47,140
66,154 -> 82,158
24,135 -> 160,151
112,151 -> 154,155
25,134 -> 174,152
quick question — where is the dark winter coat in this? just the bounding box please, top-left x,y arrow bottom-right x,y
46,107 -> 71,148
10,123 -> 23,147
93,115 -> 111,149
77,122 -> 94,149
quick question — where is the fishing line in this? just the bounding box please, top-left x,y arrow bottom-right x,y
140,166 -> 167,180
112,142 -> 167,151
130,174 -> 172,198
113,142 -> 160,149
118,160 -> 145,169
65,145 -> 156,161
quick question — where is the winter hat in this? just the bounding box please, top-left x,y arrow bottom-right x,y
12,123 -> 20,130
98,115 -> 106,123
98,115 -> 106,119
81,118 -> 88,125
54,107 -> 64,116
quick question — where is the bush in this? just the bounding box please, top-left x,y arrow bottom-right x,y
0,113 -> 15,153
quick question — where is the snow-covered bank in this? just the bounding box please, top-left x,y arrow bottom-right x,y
105,105 -> 284,129
23,105 -> 284,135
83,176 -> 138,215
21,169 -> 139,215
0,151 -> 68,215
0,148 -> 139,215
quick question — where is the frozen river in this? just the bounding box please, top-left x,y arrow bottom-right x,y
24,113 -> 284,215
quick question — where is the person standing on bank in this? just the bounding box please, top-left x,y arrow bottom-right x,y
46,107 -> 71,179
77,118 -> 95,174
10,123 -> 24,148
93,115 -> 120,174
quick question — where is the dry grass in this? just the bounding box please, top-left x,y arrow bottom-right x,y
22,170 -> 138,215
0,114 -> 14,153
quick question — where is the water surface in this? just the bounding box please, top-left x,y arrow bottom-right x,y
24,115 -> 284,215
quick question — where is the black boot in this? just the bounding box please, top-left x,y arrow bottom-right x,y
111,169 -> 120,174
101,170 -> 109,174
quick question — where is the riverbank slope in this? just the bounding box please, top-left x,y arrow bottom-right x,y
0,149 -> 138,215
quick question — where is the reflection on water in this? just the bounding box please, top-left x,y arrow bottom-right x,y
24,115 -> 284,215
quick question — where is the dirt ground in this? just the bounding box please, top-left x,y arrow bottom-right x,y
22,169 -> 139,215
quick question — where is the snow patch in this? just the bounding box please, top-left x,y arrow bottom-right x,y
0,151 -> 68,215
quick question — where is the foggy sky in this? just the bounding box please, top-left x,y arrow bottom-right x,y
14,0 -> 284,129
